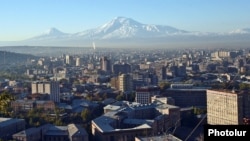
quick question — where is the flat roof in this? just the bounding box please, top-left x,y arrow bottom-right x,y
104,105 -> 121,111
13,128 -> 39,137
123,119 -> 154,125
0,118 -> 24,128
156,104 -> 179,110
166,88 -> 207,91
207,89 -> 242,95
136,134 -> 182,141
45,126 -> 68,136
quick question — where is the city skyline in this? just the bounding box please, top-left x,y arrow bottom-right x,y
0,0 -> 249,41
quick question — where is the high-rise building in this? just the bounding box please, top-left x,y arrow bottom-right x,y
75,57 -> 81,67
100,56 -> 111,72
135,86 -> 160,104
65,55 -> 73,65
31,81 -> 60,103
207,89 -> 250,125
119,74 -> 132,93
112,63 -> 131,75
154,66 -> 166,81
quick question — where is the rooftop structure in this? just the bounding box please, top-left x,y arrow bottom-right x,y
92,102 -> 180,141
12,123 -> 89,141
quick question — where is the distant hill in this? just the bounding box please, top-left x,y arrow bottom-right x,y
0,50 -> 38,65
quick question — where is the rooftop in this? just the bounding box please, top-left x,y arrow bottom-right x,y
123,119 -> 154,125
104,105 -> 121,111
13,128 -> 39,137
45,126 -> 68,136
207,89 -> 244,95
135,134 -> 182,141
156,104 -> 180,110
0,118 -> 25,128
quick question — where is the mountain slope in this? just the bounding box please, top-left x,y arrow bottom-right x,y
27,27 -> 70,40
0,50 -> 38,65
73,17 -> 189,39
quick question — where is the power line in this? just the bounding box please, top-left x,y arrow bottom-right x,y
184,114 -> 207,141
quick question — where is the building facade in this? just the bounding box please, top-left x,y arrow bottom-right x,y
163,85 -> 207,108
207,89 -> 250,125
11,100 -> 55,112
31,81 -> 60,103
100,56 -> 111,72
119,74 -> 133,93
12,124 -> 89,141
135,86 -> 160,104
112,63 -> 131,75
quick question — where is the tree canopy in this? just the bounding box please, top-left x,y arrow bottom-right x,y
0,91 -> 15,116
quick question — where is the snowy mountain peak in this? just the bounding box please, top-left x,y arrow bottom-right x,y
42,28 -> 66,35
23,17 -> 250,46
27,27 -> 69,41
99,17 -> 142,33
229,28 -> 250,34
111,16 -> 141,25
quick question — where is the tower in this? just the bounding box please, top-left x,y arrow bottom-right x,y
76,57 -> 81,67
100,56 -> 111,72
65,55 -> 73,65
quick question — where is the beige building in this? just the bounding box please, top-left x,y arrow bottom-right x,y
75,57 -> 82,67
65,55 -> 73,65
207,89 -> 250,125
119,74 -> 133,92
31,81 -> 60,103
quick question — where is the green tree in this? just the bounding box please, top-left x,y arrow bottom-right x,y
0,91 -> 15,116
81,109 -> 91,122
239,83 -> 250,90
116,94 -> 124,101
29,117 -> 34,127
55,119 -> 63,126
158,81 -> 170,91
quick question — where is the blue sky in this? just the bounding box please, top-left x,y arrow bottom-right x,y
0,0 -> 249,41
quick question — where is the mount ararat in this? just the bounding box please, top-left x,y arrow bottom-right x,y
1,17 -> 250,48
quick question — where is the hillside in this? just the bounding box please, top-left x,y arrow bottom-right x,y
0,51 -> 38,65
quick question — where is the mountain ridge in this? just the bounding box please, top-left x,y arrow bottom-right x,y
1,17 -> 250,48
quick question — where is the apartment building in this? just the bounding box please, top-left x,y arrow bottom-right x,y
31,81 -> 60,103
207,89 -> 250,125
